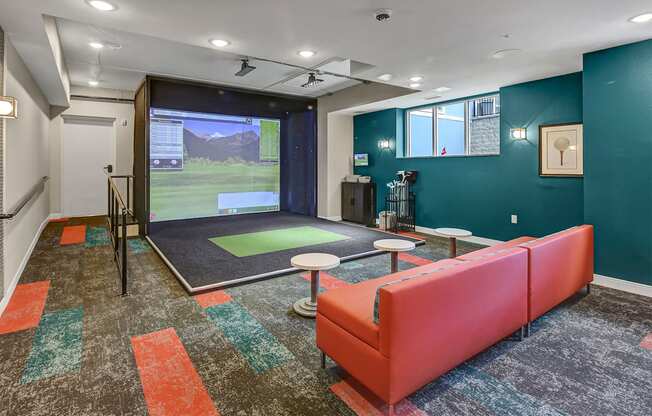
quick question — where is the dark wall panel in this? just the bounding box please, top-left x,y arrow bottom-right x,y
149,78 -> 315,119
281,111 -> 317,216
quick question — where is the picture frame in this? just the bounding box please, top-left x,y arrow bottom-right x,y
539,123 -> 583,177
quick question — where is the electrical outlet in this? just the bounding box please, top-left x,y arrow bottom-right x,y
511,214 -> 518,224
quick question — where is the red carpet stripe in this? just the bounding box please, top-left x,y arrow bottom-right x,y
0,281 -> 49,335
60,225 -> 87,245
193,291 -> 233,308
301,271 -> 350,290
131,328 -> 219,416
397,231 -> 426,241
641,333 -> 652,350
330,378 -> 426,416
398,252 -> 433,266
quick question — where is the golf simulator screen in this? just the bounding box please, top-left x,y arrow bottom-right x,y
149,108 -> 280,222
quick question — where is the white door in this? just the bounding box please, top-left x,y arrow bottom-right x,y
62,117 -> 115,217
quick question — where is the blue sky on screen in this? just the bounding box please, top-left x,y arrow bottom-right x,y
183,119 -> 260,139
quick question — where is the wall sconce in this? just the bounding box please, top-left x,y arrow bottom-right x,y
378,139 -> 391,150
0,96 -> 18,119
510,127 -> 526,140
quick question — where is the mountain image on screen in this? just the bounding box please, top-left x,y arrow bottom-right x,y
149,108 -> 281,222
183,128 -> 261,162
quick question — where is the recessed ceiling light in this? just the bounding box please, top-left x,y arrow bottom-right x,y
209,39 -> 230,48
409,76 -> 423,82
492,48 -> 522,59
424,95 -> 442,101
629,13 -> 652,23
89,42 -> 104,49
88,80 -> 99,87
377,73 -> 392,81
434,86 -> 451,93
298,50 -> 316,58
409,83 -> 421,89
86,0 -> 117,11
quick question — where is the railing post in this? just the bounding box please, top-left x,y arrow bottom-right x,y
121,208 -> 128,296
107,178 -> 110,220
127,177 -> 131,212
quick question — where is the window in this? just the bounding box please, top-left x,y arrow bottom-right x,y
405,94 -> 500,157
407,108 -> 433,157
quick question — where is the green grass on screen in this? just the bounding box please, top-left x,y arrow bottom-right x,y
149,159 -> 279,222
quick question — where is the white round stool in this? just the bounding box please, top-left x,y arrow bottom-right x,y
434,228 -> 472,258
291,253 -> 340,318
373,239 -> 416,273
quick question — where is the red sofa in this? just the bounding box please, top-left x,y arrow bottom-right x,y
316,225 -> 594,413
459,225 -> 594,334
317,248 -> 529,413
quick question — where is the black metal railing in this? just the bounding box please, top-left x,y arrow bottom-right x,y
471,96 -> 500,118
107,174 -> 134,296
0,176 -> 49,220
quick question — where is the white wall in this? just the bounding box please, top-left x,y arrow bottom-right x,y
317,82 -> 413,219
49,86 -> 135,214
324,114 -> 353,219
3,36 -> 51,298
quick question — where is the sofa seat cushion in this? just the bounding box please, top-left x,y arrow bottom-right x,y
457,236 -> 535,261
317,259 -> 462,350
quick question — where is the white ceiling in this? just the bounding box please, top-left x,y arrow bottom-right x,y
1,0 -> 651,108
56,17 -> 362,97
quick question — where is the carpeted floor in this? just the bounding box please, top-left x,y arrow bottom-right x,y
0,217 -> 650,416
148,212 -> 423,290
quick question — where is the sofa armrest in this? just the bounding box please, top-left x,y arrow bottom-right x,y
518,224 -> 594,322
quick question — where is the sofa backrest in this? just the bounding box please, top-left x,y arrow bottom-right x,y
518,225 -> 594,321
375,247 -> 528,398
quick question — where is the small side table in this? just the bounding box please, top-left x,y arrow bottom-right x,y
434,228 -> 472,258
291,253 -> 340,318
373,239 -> 416,273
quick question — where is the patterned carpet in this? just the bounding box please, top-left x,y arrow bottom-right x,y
0,217 -> 650,416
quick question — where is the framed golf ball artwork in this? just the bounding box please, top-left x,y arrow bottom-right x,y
539,123 -> 583,177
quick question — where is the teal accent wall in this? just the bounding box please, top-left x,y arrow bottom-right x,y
583,40 -> 652,285
353,72 -> 584,242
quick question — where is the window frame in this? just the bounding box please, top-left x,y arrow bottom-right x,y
403,93 -> 500,159
406,107 -> 435,157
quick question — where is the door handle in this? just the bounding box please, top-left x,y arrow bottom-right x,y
104,164 -> 113,174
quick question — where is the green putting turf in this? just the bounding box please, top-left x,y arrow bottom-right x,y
209,226 -> 350,257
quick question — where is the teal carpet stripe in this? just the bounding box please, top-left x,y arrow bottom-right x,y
128,239 -> 151,254
21,307 -> 83,384
205,302 -> 293,374
85,226 -> 110,248
442,364 -> 566,416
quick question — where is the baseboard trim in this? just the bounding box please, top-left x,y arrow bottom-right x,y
0,214 -> 51,317
319,215 -> 342,222
592,274 -> 651,298
414,225 -> 504,246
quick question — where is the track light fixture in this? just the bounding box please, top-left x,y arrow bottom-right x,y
302,73 -> 324,88
235,59 -> 256,77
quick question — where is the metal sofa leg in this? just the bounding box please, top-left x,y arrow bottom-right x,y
525,322 -> 531,338
387,404 -> 395,416
519,325 -> 525,341
321,351 -> 326,369
586,283 -> 591,294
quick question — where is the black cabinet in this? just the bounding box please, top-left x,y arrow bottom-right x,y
341,182 -> 375,226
